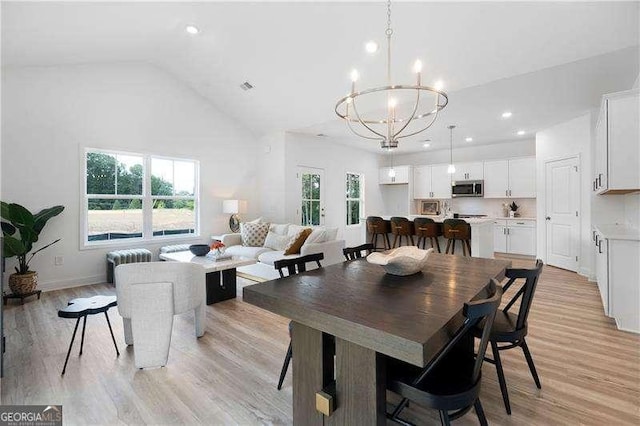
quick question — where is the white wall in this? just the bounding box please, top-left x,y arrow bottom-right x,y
283,133 -> 384,247
535,114 -> 593,278
1,63 -> 260,290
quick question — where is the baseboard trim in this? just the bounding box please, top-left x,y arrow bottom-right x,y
37,275 -> 106,292
578,267 -> 593,281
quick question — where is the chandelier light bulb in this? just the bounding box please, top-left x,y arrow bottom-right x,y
502,111 -> 513,118
346,97 -> 353,104
388,98 -> 398,109
350,69 -> 360,82
517,130 -> 525,136
185,25 -> 199,35
365,41 -> 379,53
447,164 -> 456,174
413,59 -> 423,73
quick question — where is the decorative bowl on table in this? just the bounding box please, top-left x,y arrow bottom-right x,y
366,247 -> 433,276
189,244 -> 211,257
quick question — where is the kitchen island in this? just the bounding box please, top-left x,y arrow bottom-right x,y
361,215 -> 495,258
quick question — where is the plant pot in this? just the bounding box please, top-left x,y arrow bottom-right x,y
9,271 -> 38,295
509,211 -> 516,218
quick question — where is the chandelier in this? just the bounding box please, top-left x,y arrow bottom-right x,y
335,0 -> 448,149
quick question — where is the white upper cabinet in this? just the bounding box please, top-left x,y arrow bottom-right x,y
484,157 -> 536,198
379,166 -> 410,185
413,165 -> 431,198
453,162 -> 484,182
594,89 -> 640,194
508,157 -> 536,198
412,164 -> 451,198
484,160 -> 509,198
431,164 -> 452,199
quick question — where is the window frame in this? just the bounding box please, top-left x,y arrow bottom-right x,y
345,171 -> 364,227
80,147 -> 200,249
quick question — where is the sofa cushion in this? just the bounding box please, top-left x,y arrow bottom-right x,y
269,223 -> 290,236
285,228 -> 312,255
225,245 -> 271,260
305,226 -> 339,244
257,250 -> 301,266
263,231 -> 292,251
240,222 -> 270,247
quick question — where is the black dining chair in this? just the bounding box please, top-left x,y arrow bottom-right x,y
386,280 -> 503,426
273,253 -> 324,390
474,259 -> 544,415
343,243 -> 375,260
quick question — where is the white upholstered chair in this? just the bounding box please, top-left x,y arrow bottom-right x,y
115,261 -> 206,368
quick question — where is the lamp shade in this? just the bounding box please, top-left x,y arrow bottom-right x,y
223,199 -> 247,214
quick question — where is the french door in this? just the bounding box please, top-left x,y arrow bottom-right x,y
545,156 -> 580,271
297,167 -> 325,226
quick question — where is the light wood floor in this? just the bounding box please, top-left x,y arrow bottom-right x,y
1,256 -> 639,425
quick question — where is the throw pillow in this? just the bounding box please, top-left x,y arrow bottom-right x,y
305,228 -> 328,244
285,228 -> 312,255
263,231 -> 292,251
269,223 -> 290,236
240,222 -> 270,247
287,224 -> 306,237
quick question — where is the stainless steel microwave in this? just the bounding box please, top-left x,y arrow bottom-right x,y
452,180 -> 484,197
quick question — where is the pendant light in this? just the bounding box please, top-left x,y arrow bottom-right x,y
388,149 -> 396,177
447,125 -> 456,174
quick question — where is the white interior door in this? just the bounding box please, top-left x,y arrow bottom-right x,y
297,167 -> 325,226
545,157 -> 580,271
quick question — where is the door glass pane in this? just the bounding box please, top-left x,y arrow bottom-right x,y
301,171 -> 322,226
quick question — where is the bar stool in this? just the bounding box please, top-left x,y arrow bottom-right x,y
413,217 -> 442,253
443,219 -> 472,256
366,216 -> 391,250
390,217 -> 415,248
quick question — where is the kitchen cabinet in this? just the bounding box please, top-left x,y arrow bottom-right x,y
379,166 -> 409,184
413,164 -> 451,198
594,89 -> 640,194
494,219 -> 536,256
484,157 -> 536,198
593,225 -> 640,333
452,162 -> 483,182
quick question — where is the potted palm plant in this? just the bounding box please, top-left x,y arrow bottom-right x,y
1,202 -> 64,294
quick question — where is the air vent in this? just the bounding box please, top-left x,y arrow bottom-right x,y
240,82 -> 254,91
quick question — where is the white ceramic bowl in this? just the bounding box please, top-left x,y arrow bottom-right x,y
366,246 -> 433,276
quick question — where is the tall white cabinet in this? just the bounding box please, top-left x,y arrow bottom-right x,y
484,157 -> 536,198
593,89 -> 640,194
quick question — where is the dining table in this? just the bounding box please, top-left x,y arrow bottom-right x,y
243,252 -> 511,425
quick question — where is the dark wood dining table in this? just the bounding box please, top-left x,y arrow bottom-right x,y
243,253 -> 511,425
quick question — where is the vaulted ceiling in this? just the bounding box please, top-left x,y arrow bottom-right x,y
3,1 -> 639,152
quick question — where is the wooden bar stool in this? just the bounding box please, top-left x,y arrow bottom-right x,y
390,217 -> 415,248
443,219 -> 472,256
413,217 -> 442,253
366,216 -> 391,250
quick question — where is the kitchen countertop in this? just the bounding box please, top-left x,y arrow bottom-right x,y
494,217 -> 536,221
594,224 -> 640,241
373,215 -> 494,225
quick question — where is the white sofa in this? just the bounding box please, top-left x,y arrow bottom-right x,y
220,223 -> 345,267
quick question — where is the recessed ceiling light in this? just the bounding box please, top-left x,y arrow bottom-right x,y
185,25 -> 199,35
502,111 -> 513,118
465,137 -> 473,142
423,143 -> 430,148
434,80 -> 444,91
365,41 -> 379,53
517,130 -> 525,136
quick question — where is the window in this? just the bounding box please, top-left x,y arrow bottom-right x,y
83,149 -> 198,246
346,173 -> 363,225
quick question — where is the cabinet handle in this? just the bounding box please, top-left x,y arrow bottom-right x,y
516,222 -> 525,225
595,234 -> 599,246
592,230 -> 596,241
509,189 -> 512,196
598,174 -> 602,188
598,240 -> 603,254
503,228 -> 506,235
505,190 -> 508,197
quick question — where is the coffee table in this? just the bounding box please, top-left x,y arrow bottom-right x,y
159,251 -> 255,305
